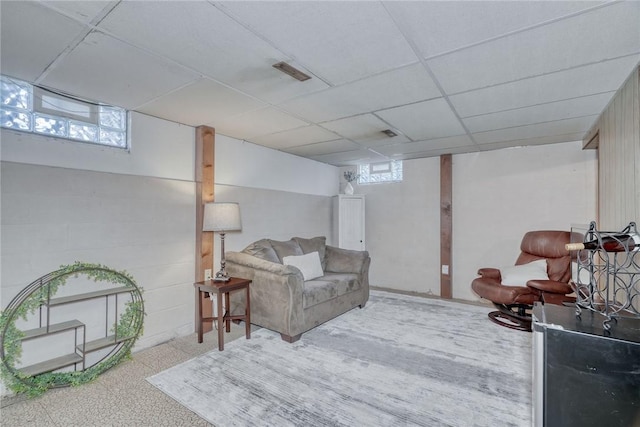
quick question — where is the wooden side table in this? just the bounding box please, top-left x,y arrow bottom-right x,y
194,277 -> 251,351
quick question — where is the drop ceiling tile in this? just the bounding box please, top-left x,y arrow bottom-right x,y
98,1 -> 328,104
478,133 -> 586,152
251,125 -> 339,150
320,114 -> 404,144
232,59 -> 330,104
41,31 -> 199,109
321,114 -> 387,139
376,98 -> 466,140
385,1 -> 601,58
219,2 -> 417,85
0,1 -> 86,81
463,92 -> 614,133
212,107 -> 309,141
320,114 -> 411,147
42,1 -> 113,24
278,63 -> 441,123
449,55 -> 640,117
309,149 -> 388,166
376,135 -> 474,157
3,1 -> 633,164
136,78 -> 266,127
357,134 -> 411,148
283,139 -> 360,157
429,2 -> 640,94
473,116 -> 597,145
390,145 -> 478,161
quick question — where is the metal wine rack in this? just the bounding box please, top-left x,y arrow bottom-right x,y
572,221 -> 640,330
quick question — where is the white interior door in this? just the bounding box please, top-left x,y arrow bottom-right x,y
341,197 -> 364,250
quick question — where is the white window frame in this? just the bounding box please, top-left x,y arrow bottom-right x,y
34,87 -> 99,124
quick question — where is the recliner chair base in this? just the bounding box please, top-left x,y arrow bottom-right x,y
488,303 -> 532,332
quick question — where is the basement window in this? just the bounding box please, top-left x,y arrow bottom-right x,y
1,75 -> 128,149
358,160 -> 403,184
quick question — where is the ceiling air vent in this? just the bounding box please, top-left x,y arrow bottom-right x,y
382,129 -> 398,138
272,62 -> 311,82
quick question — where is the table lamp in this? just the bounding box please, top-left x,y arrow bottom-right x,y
203,202 -> 242,281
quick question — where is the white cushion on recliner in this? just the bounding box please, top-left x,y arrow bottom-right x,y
283,251 -> 324,281
500,259 -> 549,286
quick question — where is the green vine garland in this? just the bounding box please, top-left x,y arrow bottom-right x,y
0,262 -> 145,397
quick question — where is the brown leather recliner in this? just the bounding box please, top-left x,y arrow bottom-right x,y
471,230 -> 581,331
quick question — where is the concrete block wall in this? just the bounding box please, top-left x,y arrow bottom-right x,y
0,162 -> 197,349
214,184 -> 334,256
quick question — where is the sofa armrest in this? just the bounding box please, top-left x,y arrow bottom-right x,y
324,245 -> 370,274
225,251 -> 299,276
225,251 -> 305,336
526,279 -> 572,295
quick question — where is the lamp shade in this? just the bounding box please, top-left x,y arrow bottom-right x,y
203,202 -> 242,232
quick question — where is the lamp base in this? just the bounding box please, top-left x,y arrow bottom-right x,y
214,270 -> 230,282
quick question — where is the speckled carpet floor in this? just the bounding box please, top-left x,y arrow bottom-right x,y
147,291 -> 532,427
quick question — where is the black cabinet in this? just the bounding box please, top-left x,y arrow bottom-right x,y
533,303 -> 640,427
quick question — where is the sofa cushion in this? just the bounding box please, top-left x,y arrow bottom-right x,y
269,238 -> 303,262
283,252 -> 324,281
293,236 -> 327,269
302,273 -> 360,308
325,246 -> 368,273
241,239 -> 280,263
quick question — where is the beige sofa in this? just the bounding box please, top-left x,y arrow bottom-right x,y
225,236 -> 370,342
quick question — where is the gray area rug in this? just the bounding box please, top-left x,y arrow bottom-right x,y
147,291 -> 532,426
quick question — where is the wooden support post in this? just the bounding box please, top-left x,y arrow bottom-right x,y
440,154 -> 453,299
195,126 -> 215,333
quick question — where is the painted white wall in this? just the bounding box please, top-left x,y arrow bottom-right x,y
347,141 -> 597,301
346,157 -> 441,295
212,134 -> 338,264
0,162 -> 196,351
0,112 -> 195,181
214,184 -> 333,258
215,134 -> 338,197
0,112 -> 199,359
0,112 -> 195,395
453,141 -> 597,301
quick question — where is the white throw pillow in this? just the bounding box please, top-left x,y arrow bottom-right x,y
283,251 -> 324,281
500,259 -> 549,286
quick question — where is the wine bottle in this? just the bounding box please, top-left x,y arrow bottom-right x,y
565,233 -> 640,252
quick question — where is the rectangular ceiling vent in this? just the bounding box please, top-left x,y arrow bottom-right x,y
272,62 -> 311,82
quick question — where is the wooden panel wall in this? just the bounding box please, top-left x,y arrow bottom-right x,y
585,66 -> 639,312
586,67 -> 640,230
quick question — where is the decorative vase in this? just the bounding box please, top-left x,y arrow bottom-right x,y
344,181 -> 354,195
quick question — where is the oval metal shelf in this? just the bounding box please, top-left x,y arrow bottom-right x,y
0,263 -> 144,393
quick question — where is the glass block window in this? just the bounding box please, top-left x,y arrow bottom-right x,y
34,113 -> 67,137
1,75 -> 128,148
358,160 -> 403,184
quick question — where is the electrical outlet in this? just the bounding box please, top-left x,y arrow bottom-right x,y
204,269 -> 212,281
